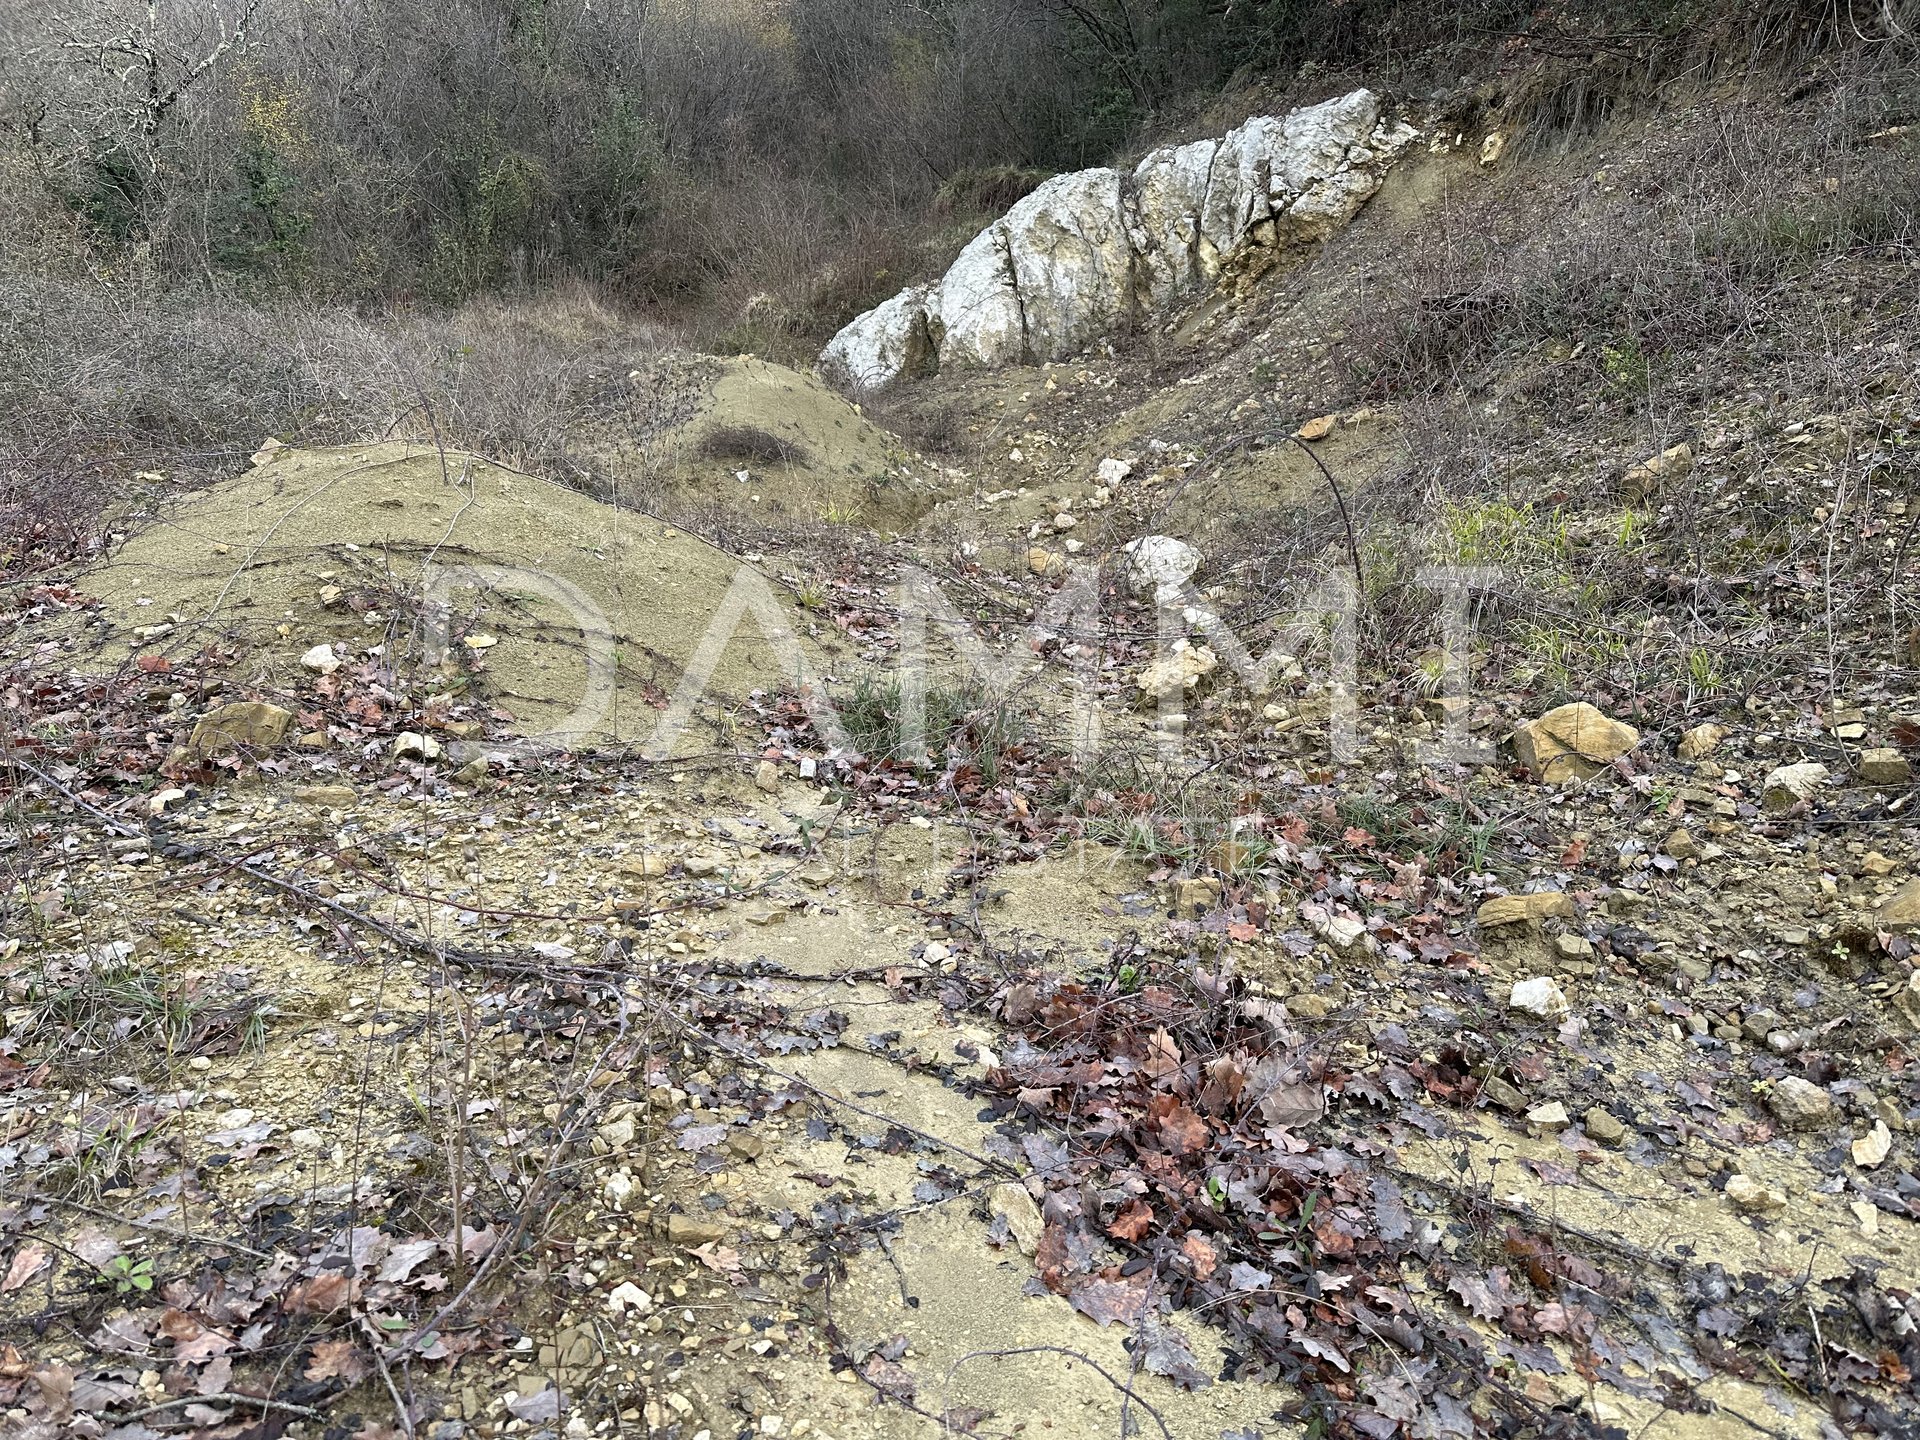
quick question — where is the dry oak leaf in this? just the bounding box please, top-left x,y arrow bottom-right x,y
161,1310 -> 234,1365
1071,1278 -> 1149,1327
1142,1027 -> 1182,1082
1152,1097 -> 1210,1155
2,1243 -> 50,1295
1180,1232 -> 1219,1281
285,1272 -> 352,1315
305,1339 -> 371,1384
1107,1200 -> 1154,1243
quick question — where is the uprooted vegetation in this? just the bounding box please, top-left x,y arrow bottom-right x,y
6,12 -> 1920,1440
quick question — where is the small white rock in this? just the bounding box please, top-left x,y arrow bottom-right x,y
606,1281 -> 653,1317
1761,761 -> 1829,811
1120,535 -> 1201,597
1725,1174 -> 1787,1214
301,643 -> 341,675
393,731 -> 441,762
1509,977 -> 1571,1022
1098,457 -> 1133,485
1852,1121 -> 1893,1169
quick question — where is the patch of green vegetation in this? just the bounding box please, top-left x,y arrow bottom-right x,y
21,947 -> 207,1053
1613,508 -> 1653,549
1601,336 -> 1650,395
1336,790 -> 1412,844
836,673 -> 1026,784
1440,499 -> 1571,567
100,1255 -> 155,1295
1687,646 -> 1725,696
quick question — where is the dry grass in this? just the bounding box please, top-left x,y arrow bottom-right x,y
1348,71 -> 1920,412
0,276 -> 669,581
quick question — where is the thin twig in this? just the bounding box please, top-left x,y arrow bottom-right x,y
107,1392 -> 323,1422
361,1315 -> 417,1438
1282,431 -> 1365,599
31,1194 -> 274,1261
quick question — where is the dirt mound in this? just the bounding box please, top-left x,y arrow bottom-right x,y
601,354 -> 937,532
69,442 -> 831,747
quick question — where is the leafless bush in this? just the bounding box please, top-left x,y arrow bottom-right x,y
699,425 -> 812,469
0,271 -> 667,577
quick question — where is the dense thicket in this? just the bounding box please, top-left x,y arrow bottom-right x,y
2,0 -> 1876,337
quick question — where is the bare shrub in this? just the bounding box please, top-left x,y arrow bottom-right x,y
0,271 -> 667,575
1348,73 -> 1920,410
699,425 -> 812,469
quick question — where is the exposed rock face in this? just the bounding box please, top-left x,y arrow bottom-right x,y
818,284 -> 935,392
935,226 -> 1026,368
821,90 -> 1415,390
1004,168 -> 1135,363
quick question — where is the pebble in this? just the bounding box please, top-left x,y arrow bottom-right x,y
394,731 -> 442,762
1663,828 -> 1699,861
1852,1121 -> 1893,1168
1583,1107 -> 1627,1146
607,1282 -> 653,1317
1480,1076 -> 1526,1112
1761,762 -> 1828,811
1766,1076 -> 1836,1129
1478,892 -> 1575,927
666,1213 -> 729,1245
301,643 -> 341,675
1741,1009 -> 1781,1042
1858,748 -> 1912,785
1724,1174 -> 1787,1214
1677,723 -> 1727,760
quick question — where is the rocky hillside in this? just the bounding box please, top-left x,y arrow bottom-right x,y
4,41 -> 1920,1440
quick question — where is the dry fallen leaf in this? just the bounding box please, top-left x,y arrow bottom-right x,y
1180,1232 -> 1218,1281
506,1386 -> 565,1422
690,1242 -> 742,1274
286,1272 -> 352,1315
861,1353 -> 916,1399
1,1243 -> 50,1295
1107,1199 -> 1153,1242
195,1353 -> 235,1395
1070,1278 -> 1149,1327
31,1364 -> 75,1417
1153,1099 -> 1210,1155
305,1338 -> 371,1383
1142,1026 -> 1182,1081
376,1238 -> 440,1284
